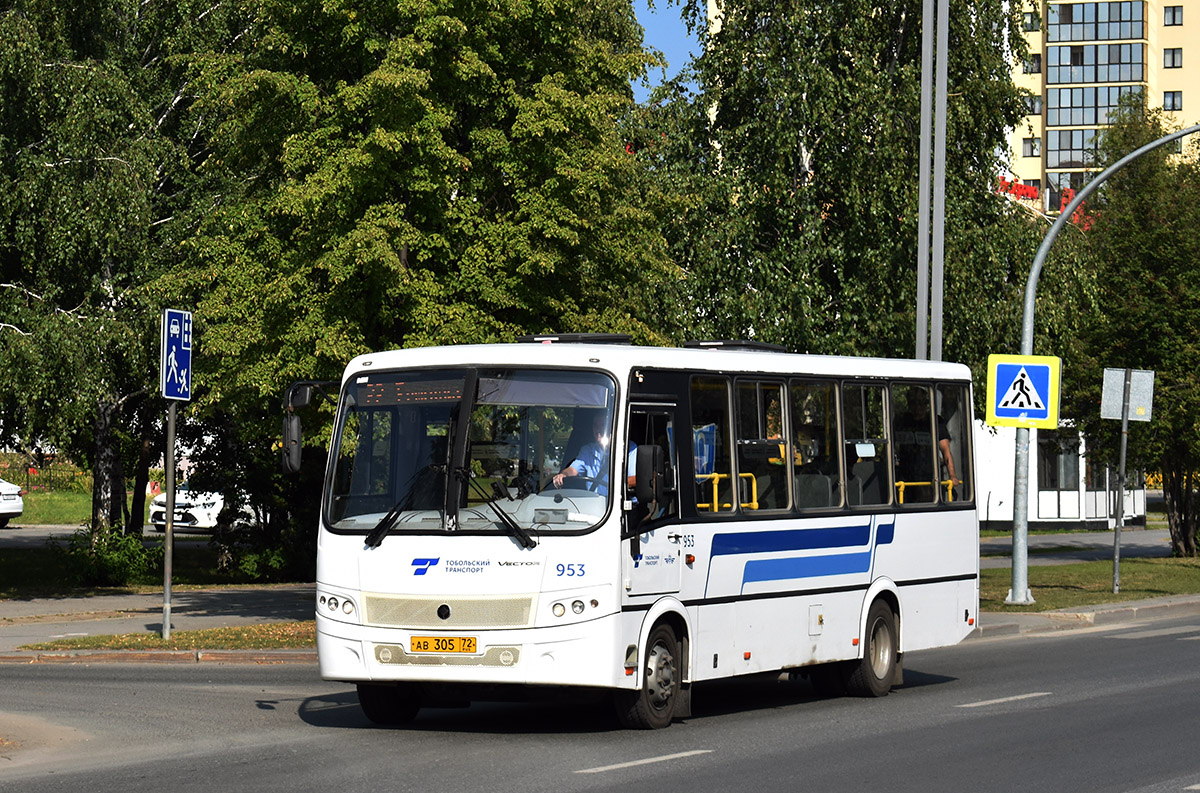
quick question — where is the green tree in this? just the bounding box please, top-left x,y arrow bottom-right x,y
634,0 -> 1082,369
160,0 -> 676,564
1062,100 -> 1200,556
0,1 -> 242,537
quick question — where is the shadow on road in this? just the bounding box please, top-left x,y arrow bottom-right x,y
296,666 -> 960,735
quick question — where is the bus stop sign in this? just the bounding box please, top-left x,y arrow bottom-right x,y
986,354 -> 1060,429
160,309 -> 193,401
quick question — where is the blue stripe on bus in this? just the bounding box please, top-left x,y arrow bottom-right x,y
710,524 -> 871,556
875,521 -> 895,546
742,551 -> 873,585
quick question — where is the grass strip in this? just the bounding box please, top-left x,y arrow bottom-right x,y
981,557 -> 1200,612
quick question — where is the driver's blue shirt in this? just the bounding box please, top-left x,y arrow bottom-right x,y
567,442 -> 637,497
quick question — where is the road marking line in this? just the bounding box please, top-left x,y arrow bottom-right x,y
1184,785 -> 1200,790
1111,626 -> 1200,640
957,692 -> 1051,709
575,750 -> 713,774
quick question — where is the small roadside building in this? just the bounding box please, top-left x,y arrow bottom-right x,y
974,423 -> 1146,532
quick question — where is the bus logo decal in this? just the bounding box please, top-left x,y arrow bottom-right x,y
412,558 -> 440,575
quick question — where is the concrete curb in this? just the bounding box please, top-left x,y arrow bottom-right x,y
0,649 -> 317,665
973,594 -> 1200,638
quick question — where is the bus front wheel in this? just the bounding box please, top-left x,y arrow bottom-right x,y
844,600 -> 897,698
613,623 -> 679,729
357,682 -> 421,726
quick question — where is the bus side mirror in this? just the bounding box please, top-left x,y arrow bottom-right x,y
635,444 -> 664,506
282,413 -> 302,474
281,380 -> 337,475
290,384 -> 314,409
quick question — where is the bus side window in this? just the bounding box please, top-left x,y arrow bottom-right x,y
892,384 -> 937,505
790,379 -> 842,509
690,376 -> 734,513
843,383 -> 891,506
936,383 -> 973,503
735,380 -> 789,511
628,410 -> 679,522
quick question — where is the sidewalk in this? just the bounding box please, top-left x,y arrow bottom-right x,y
0,584 -> 316,663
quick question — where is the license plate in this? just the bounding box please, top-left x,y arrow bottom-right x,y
410,635 -> 477,654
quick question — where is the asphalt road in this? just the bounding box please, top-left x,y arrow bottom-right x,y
3,612 -> 1200,792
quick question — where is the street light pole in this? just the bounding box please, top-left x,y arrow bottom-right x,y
1007,123 -> 1200,605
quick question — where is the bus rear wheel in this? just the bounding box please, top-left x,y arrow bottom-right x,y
613,624 -> 679,729
357,682 -> 421,726
844,600 -> 897,698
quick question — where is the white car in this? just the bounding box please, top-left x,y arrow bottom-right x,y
149,483 -> 224,532
0,478 -> 22,528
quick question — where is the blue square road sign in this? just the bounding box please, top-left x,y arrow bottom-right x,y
161,309 -> 193,401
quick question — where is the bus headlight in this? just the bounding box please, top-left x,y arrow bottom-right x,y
318,592 -> 358,622
571,600 -> 585,614
552,602 -> 566,617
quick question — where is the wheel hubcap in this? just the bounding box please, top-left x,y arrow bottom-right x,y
645,642 -> 675,709
869,618 -> 892,679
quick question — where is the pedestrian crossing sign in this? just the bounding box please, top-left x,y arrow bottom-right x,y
986,354 -> 1061,428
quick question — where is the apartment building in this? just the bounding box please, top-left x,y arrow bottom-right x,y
1007,0 -> 1198,211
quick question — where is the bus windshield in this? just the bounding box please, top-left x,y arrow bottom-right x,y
325,367 -> 617,536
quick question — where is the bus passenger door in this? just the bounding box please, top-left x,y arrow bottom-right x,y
625,407 -> 682,596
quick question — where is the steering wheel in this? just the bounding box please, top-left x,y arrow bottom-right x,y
540,475 -> 603,493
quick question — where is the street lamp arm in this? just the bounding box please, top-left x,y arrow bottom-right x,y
1021,123 -> 1200,355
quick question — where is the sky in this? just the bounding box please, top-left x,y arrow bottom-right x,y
632,0 -> 699,103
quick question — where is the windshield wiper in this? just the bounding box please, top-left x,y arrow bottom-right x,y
364,501 -> 404,548
362,465 -> 443,548
458,469 -> 537,549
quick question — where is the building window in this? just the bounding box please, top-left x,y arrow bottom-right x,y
1164,48 -> 1183,68
1026,179 -> 1042,191
1025,95 -> 1044,115
1024,54 -> 1043,74
1037,430 -> 1079,492
1046,128 -> 1097,168
1023,137 -> 1042,158
1047,43 -> 1145,84
1048,2 -> 1144,42
1164,91 -> 1183,111
1023,11 -> 1041,31
1047,85 -> 1141,126
1165,5 -> 1182,25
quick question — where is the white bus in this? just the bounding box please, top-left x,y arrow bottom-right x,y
295,336 -> 979,728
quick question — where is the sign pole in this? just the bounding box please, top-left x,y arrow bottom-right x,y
163,401 -> 176,640
1010,427 -> 1033,603
1113,368 -> 1132,593
986,354 -> 1061,605
159,308 -> 192,641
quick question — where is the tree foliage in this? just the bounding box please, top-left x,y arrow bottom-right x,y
628,0 -> 1093,376
1063,100 -> 1200,555
147,0 -> 678,571
0,0 -> 244,535
180,0 -> 675,396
